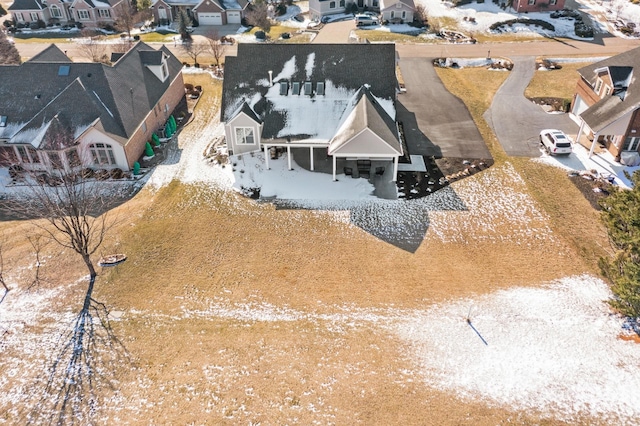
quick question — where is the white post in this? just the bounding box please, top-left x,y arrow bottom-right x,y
589,132 -> 599,158
264,144 -> 270,170
577,120 -> 585,147
392,156 -> 399,182
332,155 -> 337,181
310,147 -> 314,171
287,146 -> 292,170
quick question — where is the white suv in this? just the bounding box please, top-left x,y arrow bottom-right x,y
540,129 -> 573,155
355,14 -> 379,26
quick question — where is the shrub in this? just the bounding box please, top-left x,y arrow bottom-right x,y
255,30 -> 266,40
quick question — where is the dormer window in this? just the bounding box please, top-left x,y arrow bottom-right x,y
0,115 -> 7,127
292,81 -> 300,95
161,62 -> 168,79
279,81 -> 288,95
595,78 -> 603,94
316,81 -> 325,96
605,86 -> 611,96
304,81 -> 313,96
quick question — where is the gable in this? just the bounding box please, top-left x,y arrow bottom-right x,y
193,0 -> 224,12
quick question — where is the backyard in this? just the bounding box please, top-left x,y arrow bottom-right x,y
0,64 -> 639,425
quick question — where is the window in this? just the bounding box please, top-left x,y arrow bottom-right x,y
304,81 -> 313,96
48,152 -> 63,169
340,0 -> 345,6
235,127 -> 255,145
316,81 -> 325,96
373,0 -> 378,6
391,11 -> 395,18
78,10 -> 90,20
15,13 -> 24,22
161,62 -> 168,80
98,9 -> 111,18
329,1 -> 335,7
279,81 -> 288,95
528,0 -> 535,4
292,81 -> 300,95
605,86 -> 612,96
50,5 -> 62,18
550,0 -> 557,4
402,11 -> 406,19
158,6 -> 167,19
16,146 -> 28,163
595,78 -> 603,94
90,143 -> 116,165
623,137 -> 640,151
142,122 -> 147,133
30,12 -> 39,21
67,148 -> 80,167
0,115 -> 6,127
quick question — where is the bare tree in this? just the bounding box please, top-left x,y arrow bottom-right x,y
181,40 -> 209,66
115,0 -> 140,39
0,28 -> 20,65
414,4 -> 428,27
26,233 -> 49,290
246,0 -> 272,32
77,29 -> 107,63
204,29 -> 226,67
111,38 -> 134,55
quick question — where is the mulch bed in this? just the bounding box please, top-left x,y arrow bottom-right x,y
568,174 -> 612,210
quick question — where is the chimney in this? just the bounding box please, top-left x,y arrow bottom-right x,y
268,70 -> 273,87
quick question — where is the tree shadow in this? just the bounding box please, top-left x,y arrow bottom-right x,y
25,276 -> 131,425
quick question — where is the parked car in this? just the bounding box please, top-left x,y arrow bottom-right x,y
540,129 -> 573,155
355,14 -> 379,26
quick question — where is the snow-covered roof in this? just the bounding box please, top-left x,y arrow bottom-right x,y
222,44 -> 397,144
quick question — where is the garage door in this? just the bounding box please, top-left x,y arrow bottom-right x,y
227,11 -> 241,23
572,94 -> 588,116
198,12 -> 222,25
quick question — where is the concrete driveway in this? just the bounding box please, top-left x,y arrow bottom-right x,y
398,57 -> 490,159
484,56 -> 578,157
312,20 -> 355,43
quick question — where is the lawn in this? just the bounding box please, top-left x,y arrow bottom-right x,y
0,59 -> 624,425
525,61 -> 593,100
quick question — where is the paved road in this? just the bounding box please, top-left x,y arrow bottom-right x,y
398,57 -> 490,158
484,56 -> 578,157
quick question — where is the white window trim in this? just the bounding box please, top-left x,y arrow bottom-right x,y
158,6 -> 167,19
30,12 -> 40,21
235,127 -> 255,145
78,9 -> 90,20
595,78 -> 603,94
98,9 -> 111,18
50,5 -> 62,18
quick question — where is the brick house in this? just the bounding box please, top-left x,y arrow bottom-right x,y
510,0 -> 564,13
572,45 -> 640,163
0,42 -> 185,173
151,0 -> 248,26
8,0 -> 121,26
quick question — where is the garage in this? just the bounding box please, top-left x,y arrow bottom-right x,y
572,94 -> 588,116
227,11 -> 241,23
198,12 -> 222,25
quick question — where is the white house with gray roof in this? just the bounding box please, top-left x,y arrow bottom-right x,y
221,44 -> 403,181
380,0 -> 414,24
0,42 -> 185,174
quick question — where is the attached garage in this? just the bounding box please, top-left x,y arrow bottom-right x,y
572,94 -> 588,116
227,11 -> 241,23
198,12 -> 222,25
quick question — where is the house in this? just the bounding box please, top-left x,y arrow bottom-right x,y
380,0 -> 414,24
572,45 -> 640,164
221,44 -> 403,181
8,0 -> 121,27
0,42 -> 184,174
151,0 -> 248,26
510,0 -> 564,13
309,0 -> 379,21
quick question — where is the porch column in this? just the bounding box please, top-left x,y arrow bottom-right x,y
287,146 -> 292,170
392,156 -> 399,182
589,131 -> 599,158
332,155 -> 337,181
309,147 -> 314,171
264,144 -> 270,170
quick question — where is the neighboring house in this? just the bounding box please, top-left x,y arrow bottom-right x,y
380,0 -> 413,24
510,0 -> 564,13
309,0 -> 379,21
572,45 -> 640,163
8,0 -> 121,26
151,0 -> 248,25
0,42 -> 184,174
221,44 -> 403,181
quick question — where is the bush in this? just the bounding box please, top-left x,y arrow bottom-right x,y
489,18 -> 554,32
184,83 -> 194,91
76,22 -> 83,29
255,30 -> 266,40
133,34 -> 140,40
275,3 -> 287,16
3,19 -> 14,28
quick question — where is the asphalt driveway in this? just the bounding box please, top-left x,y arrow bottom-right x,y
397,57 -> 491,159
484,56 -> 578,157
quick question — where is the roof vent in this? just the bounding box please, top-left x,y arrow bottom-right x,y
35,94 -> 41,99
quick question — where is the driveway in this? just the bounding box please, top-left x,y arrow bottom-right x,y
397,57 -> 490,159
484,56 -> 577,157
312,20 -> 355,43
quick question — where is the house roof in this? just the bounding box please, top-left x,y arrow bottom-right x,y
328,86 -> 401,155
222,44 -> 397,143
8,0 -> 44,10
0,42 -> 183,145
28,44 -> 72,63
380,0 -> 415,9
577,46 -> 640,133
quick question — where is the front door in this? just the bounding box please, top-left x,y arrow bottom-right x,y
357,0 -> 363,7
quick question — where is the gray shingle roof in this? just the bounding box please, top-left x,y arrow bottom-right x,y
8,0 -> 44,10
577,46 -> 640,133
0,42 -> 183,144
28,44 -> 72,63
221,44 -> 397,142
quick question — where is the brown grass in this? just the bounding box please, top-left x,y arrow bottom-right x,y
525,61 -> 593,100
0,62 -> 614,425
